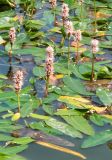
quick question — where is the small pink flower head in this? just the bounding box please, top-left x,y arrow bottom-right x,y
65,21 -> 74,36
45,46 -> 54,77
78,0 -> 84,5
73,30 -> 82,42
61,3 -> 69,20
91,39 -> 99,53
46,46 -> 54,61
49,0 -> 57,8
9,27 -> 16,44
13,70 -> 24,93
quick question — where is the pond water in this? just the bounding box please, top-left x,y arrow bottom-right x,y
0,0 -> 112,160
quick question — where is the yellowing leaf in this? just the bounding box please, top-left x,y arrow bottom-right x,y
96,31 -> 106,37
0,37 -> 6,44
11,113 -> 21,121
58,95 -> 106,113
55,74 -> 64,79
58,95 -> 91,108
36,141 -> 86,159
101,114 -> 112,120
87,105 -> 107,113
96,12 -> 111,18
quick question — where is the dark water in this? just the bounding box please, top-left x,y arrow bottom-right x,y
0,55 -> 111,160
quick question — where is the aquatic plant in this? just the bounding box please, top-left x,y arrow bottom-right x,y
49,0 -> 57,9
9,27 -> 16,58
49,0 -> 57,25
93,0 -> 97,32
65,20 -> 74,65
61,3 -> 69,26
91,39 -> 99,81
78,0 -> 84,19
45,46 -> 54,96
13,70 -> 24,113
73,30 -> 82,63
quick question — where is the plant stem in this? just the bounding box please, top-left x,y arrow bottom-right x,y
68,36 -> 70,68
91,52 -> 95,82
75,41 -> 79,64
80,2 -> 83,20
94,0 -> 97,32
17,92 -> 20,113
45,76 -> 49,97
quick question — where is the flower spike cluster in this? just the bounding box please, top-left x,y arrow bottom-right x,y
65,21 -> 74,37
13,70 -> 24,93
91,39 -> 99,53
45,46 -> 54,77
61,3 -> 69,21
9,27 -> 16,45
73,30 -> 82,42
78,0 -> 84,5
49,0 -> 57,8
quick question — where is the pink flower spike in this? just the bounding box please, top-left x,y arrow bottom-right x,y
9,27 -> 16,44
13,70 -> 24,93
65,21 -> 74,36
45,46 -> 54,77
78,0 -> 84,5
91,39 -> 99,53
73,30 -> 82,42
61,3 -> 69,20
49,0 -> 57,8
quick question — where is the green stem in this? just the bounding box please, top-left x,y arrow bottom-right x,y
45,76 -> 49,97
80,3 -> 83,20
75,41 -> 79,64
17,92 -> 20,113
68,36 -> 70,68
91,52 -> 95,82
94,0 -> 97,32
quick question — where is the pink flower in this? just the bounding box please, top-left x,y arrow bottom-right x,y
45,46 -> 54,77
49,0 -> 57,8
13,70 -> 24,93
78,0 -> 84,5
65,21 -> 74,36
61,3 -> 69,20
73,30 -> 82,42
9,27 -> 16,44
91,39 -> 99,53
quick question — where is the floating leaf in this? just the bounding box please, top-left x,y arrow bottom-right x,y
63,76 -> 93,95
12,137 -> 34,145
62,115 -> 94,136
46,118 -> 82,138
96,88 -> 112,106
0,145 -> 28,155
82,130 -> 112,148
11,113 -> 21,121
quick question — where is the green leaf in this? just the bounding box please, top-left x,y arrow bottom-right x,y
0,124 -> 23,133
0,134 -> 14,141
63,76 -> 93,95
33,66 -> 45,77
0,145 -> 28,155
0,154 -> 27,160
96,88 -> 112,106
45,118 -> 82,138
62,115 -> 94,136
12,137 -> 34,145
82,130 -> 112,148
90,114 -> 104,126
